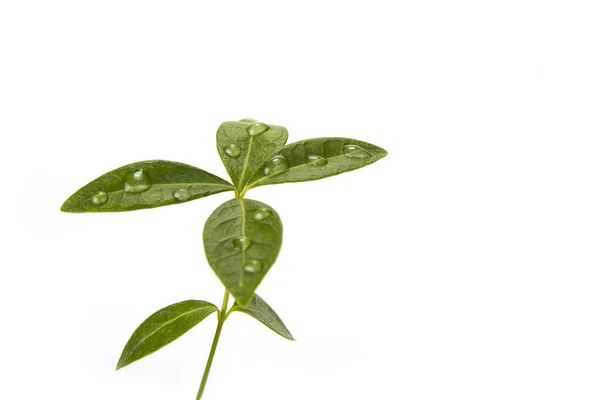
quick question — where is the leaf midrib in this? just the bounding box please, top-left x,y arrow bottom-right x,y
95,182 -> 233,200
245,150 -> 385,190
238,198 -> 247,286
238,135 -> 254,189
124,305 -> 216,358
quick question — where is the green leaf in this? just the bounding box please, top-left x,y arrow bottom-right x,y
61,160 -> 234,213
203,198 -> 283,307
244,137 -> 387,190
116,300 -> 218,370
216,120 -> 288,191
231,293 -> 294,340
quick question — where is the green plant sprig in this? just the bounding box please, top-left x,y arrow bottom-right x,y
61,119 -> 387,399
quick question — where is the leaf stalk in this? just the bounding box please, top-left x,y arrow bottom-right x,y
196,290 -> 230,400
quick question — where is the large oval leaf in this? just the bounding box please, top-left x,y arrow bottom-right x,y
61,160 -> 234,213
231,293 -> 294,340
216,120 -> 288,191
116,300 -> 218,370
243,138 -> 387,190
203,199 -> 283,307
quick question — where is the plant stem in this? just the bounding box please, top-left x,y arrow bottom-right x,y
196,290 -> 230,400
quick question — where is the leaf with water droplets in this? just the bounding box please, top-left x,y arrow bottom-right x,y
263,155 -> 290,176
231,293 -> 294,341
116,300 -> 218,370
244,138 -> 387,190
91,191 -> 108,205
123,169 -> 152,193
203,199 -> 283,307
61,160 -> 234,213
216,120 -> 288,191
224,144 -> 242,158
253,207 -> 272,221
305,154 -> 328,167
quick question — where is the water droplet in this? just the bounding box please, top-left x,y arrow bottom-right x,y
224,143 -> 241,158
91,191 -> 108,205
233,236 -> 252,251
246,122 -> 270,136
263,155 -> 289,176
239,118 -> 256,122
254,207 -> 272,221
306,155 -> 328,167
173,188 -> 191,201
342,144 -> 371,159
123,169 -> 152,193
244,260 -> 263,273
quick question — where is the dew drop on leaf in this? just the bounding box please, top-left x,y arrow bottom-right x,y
233,236 -> 252,251
123,169 -> 152,193
246,122 -> 270,136
342,144 -> 371,159
224,144 -> 241,158
173,188 -> 191,201
305,155 -> 328,167
243,260 -> 263,273
263,155 -> 289,176
253,207 -> 272,221
91,191 -> 108,205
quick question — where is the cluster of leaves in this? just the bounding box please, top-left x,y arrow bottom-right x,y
61,119 -> 387,398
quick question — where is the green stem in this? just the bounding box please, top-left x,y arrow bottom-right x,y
196,290 -> 230,400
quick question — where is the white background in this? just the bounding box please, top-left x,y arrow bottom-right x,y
1,1 -> 599,399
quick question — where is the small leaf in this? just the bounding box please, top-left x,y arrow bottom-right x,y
203,198 -> 283,307
216,120 -> 288,191
231,293 -> 294,340
61,160 -> 234,213
244,138 -> 387,190
116,300 -> 218,370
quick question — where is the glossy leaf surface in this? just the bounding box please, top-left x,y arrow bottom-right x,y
116,300 -> 218,370
231,293 -> 294,340
244,138 -> 387,190
203,198 -> 283,307
61,160 -> 234,213
216,120 -> 288,191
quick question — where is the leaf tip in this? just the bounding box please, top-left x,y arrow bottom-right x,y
60,196 -> 81,213
115,357 -> 127,371
60,202 -> 72,213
